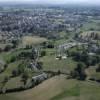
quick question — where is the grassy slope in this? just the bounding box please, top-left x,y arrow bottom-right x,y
86,67 -> 100,79
0,75 -> 100,100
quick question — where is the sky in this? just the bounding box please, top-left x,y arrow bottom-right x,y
0,0 -> 100,5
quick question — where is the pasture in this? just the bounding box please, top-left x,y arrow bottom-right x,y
0,75 -> 100,100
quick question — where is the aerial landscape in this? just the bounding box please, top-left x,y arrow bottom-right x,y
0,0 -> 100,100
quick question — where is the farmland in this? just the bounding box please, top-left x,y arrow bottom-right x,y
21,36 -> 47,47
0,75 -> 100,100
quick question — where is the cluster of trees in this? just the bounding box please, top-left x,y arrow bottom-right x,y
0,40 -> 19,53
21,71 -> 29,88
0,76 -> 10,93
40,50 -> 46,57
17,48 -> 38,60
0,63 -> 8,73
11,61 -> 28,77
96,64 -> 100,72
18,51 -> 34,59
68,50 -> 100,67
7,55 -> 17,64
71,63 -> 87,80
11,39 -> 19,48
0,44 -> 13,52
42,41 -> 54,49
11,61 -> 30,88
0,66 -> 30,93
36,62 -> 43,70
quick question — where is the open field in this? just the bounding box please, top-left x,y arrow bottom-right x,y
86,67 -> 100,80
5,76 -> 22,90
40,55 -> 77,72
39,48 -> 77,72
81,20 -> 100,31
0,75 -> 100,100
21,36 -> 47,47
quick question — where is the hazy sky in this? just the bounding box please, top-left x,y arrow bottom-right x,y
0,0 -> 100,5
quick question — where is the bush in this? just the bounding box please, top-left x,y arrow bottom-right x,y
6,55 -> 16,63
4,45 -> 12,52
12,69 -> 19,77
96,64 -> 100,72
71,63 -> 87,80
40,50 -> 46,57
36,62 -> 43,70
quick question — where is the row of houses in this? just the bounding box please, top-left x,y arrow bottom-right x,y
55,42 -> 87,59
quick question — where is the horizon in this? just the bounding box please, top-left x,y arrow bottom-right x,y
0,0 -> 100,6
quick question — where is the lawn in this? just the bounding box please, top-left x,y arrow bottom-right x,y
39,48 -> 77,72
40,55 -> 77,72
5,76 -> 22,90
86,67 -> 100,80
51,85 -> 80,100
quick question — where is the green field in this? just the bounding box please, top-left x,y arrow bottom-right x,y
86,67 -> 100,80
81,19 -> 100,31
0,75 -> 100,100
39,48 -> 77,72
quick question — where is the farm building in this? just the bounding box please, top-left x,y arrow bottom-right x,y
32,73 -> 48,83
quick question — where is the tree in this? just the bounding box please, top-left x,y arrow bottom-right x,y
4,45 -> 12,52
32,48 -> 38,60
9,55 -> 16,63
12,39 -> 18,48
21,71 -> 29,88
2,76 -> 9,93
71,63 -> 87,80
74,33 -> 79,39
4,64 -> 8,69
36,62 -> 43,70
17,62 -> 25,74
57,70 -> 61,75
40,50 -> 46,57
96,64 -> 100,72
47,41 -> 54,48
12,69 -> 19,77
76,63 -> 87,80
25,45 -> 32,49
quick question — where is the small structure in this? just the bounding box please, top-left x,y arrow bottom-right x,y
88,52 -> 95,56
88,44 -> 100,53
62,54 -> 67,59
32,73 -> 48,83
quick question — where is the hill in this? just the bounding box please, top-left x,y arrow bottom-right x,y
0,75 -> 100,100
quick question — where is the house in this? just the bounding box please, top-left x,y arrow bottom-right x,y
32,73 -> 48,83
88,44 -> 100,53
